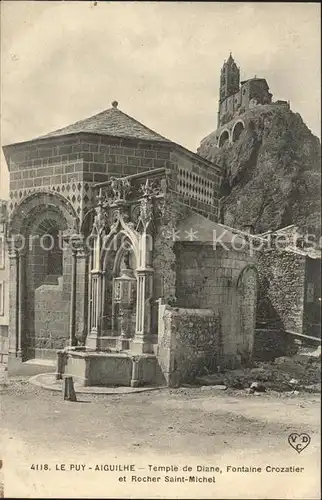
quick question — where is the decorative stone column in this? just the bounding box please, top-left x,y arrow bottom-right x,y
17,250 -> 25,358
8,248 -> 19,357
7,245 -> 25,359
132,267 -> 154,354
75,245 -> 89,346
113,256 -> 137,351
86,188 -> 109,351
69,245 -> 77,347
86,269 -> 104,350
67,235 -> 88,347
130,355 -> 141,387
116,306 -> 131,350
131,185 -> 155,355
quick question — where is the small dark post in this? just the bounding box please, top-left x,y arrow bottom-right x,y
63,376 -> 77,402
56,350 -> 66,380
130,356 -> 141,388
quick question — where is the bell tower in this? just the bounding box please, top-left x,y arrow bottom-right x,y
217,53 -> 240,127
219,53 -> 240,102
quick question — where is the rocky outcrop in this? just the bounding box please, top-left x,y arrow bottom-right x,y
198,104 -> 321,234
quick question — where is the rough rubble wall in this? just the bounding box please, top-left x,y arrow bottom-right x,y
153,197 -> 187,303
156,302 -> 174,386
198,104 -> 321,234
252,329 -> 299,362
257,249 -> 306,333
159,307 -> 221,386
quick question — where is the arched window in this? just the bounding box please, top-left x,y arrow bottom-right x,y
232,121 -> 245,142
218,130 -> 229,148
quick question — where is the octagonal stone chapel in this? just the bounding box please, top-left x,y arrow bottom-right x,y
3,101 -> 258,387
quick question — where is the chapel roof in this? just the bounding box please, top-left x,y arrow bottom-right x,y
177,211 -> 265,246
3,102 -> 222,174
38,101 -> 171,143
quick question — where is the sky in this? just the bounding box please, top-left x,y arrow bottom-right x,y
0,1 -> 321,198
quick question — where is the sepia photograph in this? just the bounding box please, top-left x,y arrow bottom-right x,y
0,1 -> 321,498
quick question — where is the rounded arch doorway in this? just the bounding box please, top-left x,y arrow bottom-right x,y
8,191 -> 77,361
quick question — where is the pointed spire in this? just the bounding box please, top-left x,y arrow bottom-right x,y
227,52 -> 234,64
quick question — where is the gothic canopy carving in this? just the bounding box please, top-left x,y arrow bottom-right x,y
90,175 -> 165,238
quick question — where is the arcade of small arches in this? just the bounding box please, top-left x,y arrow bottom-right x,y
217,120 -> 245,148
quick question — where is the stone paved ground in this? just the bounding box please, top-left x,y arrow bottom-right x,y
1,377 -> 320,499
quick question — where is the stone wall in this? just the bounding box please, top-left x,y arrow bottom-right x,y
6,135 -> 173,222
157,304 -> 221,386
153,196 -> 179,301
303,257 -> 321,337
7,134 -> 222,225
21,218 -> 73,360
257,249 -> 306,333
175,242 -> 256,368
253,329 -> 298,362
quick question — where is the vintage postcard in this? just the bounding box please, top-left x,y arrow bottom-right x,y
0,1 -> 321,499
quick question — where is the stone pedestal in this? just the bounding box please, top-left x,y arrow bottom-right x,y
131,338 -> 154,354
86,331 -> 99,351
130,356 -> 141,387
116,338 -> 131,351
97,336 -> 118,350
116,305 -> 132,351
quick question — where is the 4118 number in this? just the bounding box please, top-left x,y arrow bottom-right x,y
30,464 -> 50,471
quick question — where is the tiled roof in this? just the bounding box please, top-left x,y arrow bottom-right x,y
39,103 -> 171,143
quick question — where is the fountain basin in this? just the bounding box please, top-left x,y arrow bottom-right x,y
56,348 -> 163,387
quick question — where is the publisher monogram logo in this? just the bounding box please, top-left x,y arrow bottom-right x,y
288,433 -> 311,453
